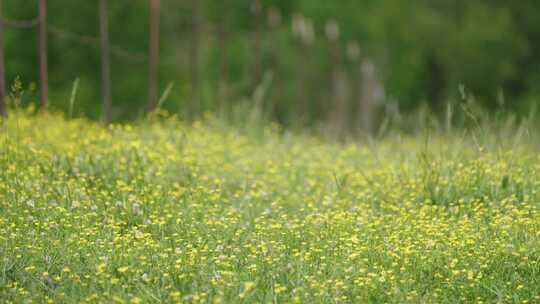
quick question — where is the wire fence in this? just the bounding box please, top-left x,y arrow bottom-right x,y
2,17 -> 40,29
47,25 -> 147,63
0,0 -> 250,121
0,0 -> 382,134
0,0 -> 162,120
1,17 -> 147,62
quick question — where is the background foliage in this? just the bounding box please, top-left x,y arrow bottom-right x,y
3,0 -> 540,126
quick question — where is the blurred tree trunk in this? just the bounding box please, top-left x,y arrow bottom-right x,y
0,0 -> 6,117
99,0 -> 112,122
146,0 -> 160,113
189,0 -> 201,116
38,0 -> 48,112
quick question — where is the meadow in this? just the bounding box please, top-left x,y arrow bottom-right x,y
1,109 -> 540,303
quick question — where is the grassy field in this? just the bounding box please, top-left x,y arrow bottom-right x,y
1,111 -> 540,303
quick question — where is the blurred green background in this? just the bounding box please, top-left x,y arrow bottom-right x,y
3,0 -> 540,130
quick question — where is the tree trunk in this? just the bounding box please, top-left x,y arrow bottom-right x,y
146,0 -> 160,113
99,0 -> 112,122
38,0 -> 48,112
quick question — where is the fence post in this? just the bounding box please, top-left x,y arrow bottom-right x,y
267,7 -> 281,119
146,0 -> 160,113
326,19 -> 348,136
0,0 -> 6,117
38,0 -> 48,112
217,0 -> 229,115
292,14 -> 315,123
359,59 -> 384,134
99,0 -> 112,122
249,0 -> 262,88
189,0 -> 201,116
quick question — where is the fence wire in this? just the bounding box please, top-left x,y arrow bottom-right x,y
47,25 -> 147,63
1,16 -> 194,66
1,17 -> 40,29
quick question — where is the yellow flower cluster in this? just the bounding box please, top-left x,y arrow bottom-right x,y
0,111 -> 539,303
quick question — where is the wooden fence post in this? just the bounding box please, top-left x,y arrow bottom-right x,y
249,0 -> 262,88
0,0 -> 6,117
267,7 -> 281,119
146,0 -> 160,113
99,0 -> 112,122
326,19 -> 348,135
38,0 -> 48,112
217,0 -> 229,115
359,59 -> 385,134
189,0 -> 201,116
292,14 -> 315,123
